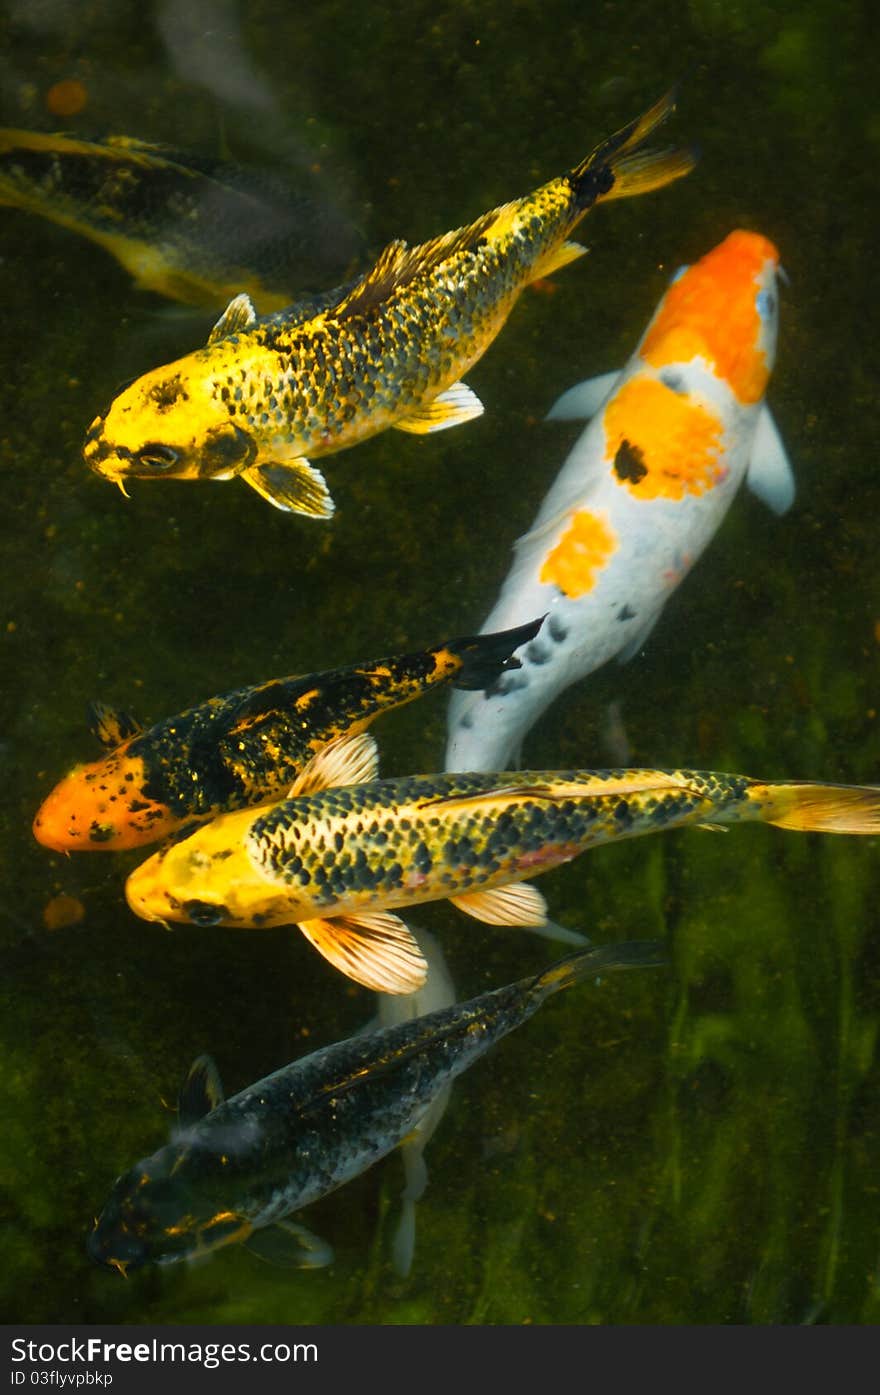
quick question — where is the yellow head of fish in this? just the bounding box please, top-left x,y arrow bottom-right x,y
125,816 -> 273,928
82,351 -> 258,492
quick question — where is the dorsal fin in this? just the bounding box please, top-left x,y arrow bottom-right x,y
335,205 -> 509,320
421,771 -> 695,811
289,731 -> 379,798
177,1053 -> 225,1127
208,292 -> 257,345
87,700 -> 143,749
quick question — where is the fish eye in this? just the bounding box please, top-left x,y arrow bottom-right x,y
756,290 -> 776,319
136,444 -> 179,471
182,898 -> 228,926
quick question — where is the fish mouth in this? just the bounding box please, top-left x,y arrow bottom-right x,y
125,877 -> 171,925
82,430 -> 135,496
82,420 -> 117,474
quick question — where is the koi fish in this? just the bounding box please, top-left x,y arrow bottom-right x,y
32,618 -> 542,853
124,729 -> 880,994
87,937 -> 663,1276
83,91 -> 695,516
0,128 -> 362,309
446,230 -> 795,771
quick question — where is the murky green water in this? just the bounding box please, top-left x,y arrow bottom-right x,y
2,0 -> 879,1325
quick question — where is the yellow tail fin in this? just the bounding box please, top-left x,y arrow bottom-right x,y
571,88 -> 697,204
752,781 -> 880,834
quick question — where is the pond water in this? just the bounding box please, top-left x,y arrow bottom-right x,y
2,0 -> 879,1326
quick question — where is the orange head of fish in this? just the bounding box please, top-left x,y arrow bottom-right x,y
83,351 -> 258,492
33,750 -> 176,852
640,229 -> 781,404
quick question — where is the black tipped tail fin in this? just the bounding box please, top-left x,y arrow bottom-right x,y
448,616 -> 545,691
530,939 -> 667,1004
571,87 -> 696,208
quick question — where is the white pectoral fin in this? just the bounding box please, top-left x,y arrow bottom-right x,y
746,406 -> 795,515
394,382 -> 484,434
450,881 -> 547,926
289,731 -> 379,797
297,911 -> 428,994
545,370 -> 621,422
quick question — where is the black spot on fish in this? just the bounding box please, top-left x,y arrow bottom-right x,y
525,640 -> 551,666
660,369 -> 687,395
182,899 -> 228,926
613,439 -> 648,484
548,615 -> 568,644
88,821 -> 115,843
485,670 -> 529,698
618,604 -> 636,622
148,374 -> 188,413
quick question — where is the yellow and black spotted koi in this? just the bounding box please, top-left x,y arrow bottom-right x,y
125,730 -> 880,993
83,91 -> 695,516
0,128 -> 363,308
87,938 -> 663,1275
32,617 -> 542,853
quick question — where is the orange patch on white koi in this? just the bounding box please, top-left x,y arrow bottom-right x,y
640,230 -> 779,404
604,377 -> 724,501
539,509 -> 617,598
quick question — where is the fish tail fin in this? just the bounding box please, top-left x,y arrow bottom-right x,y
445,615 -> 545,691
528,939 -> 667,1006
570,88 -> 697,209
747,780 -> 880,834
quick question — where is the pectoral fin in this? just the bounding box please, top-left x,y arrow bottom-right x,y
289,731 -> 379,797
87,700 -> 143,748
297,911 -> 428,993
531,239 -> 587,280
451,881 -> 547,926
241,459 -> 335,518
746,406 -> 795,515
245,1219 -> 334,1270
545,370 -> 621,422
177,1054 -> 225,1127
394,382 -> 484,434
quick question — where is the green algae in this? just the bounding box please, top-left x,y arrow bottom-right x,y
1,0 -> 879,1328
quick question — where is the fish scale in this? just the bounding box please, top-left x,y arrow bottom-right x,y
246,768 -> 742,911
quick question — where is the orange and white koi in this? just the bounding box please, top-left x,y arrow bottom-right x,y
446,230 -> 794,770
